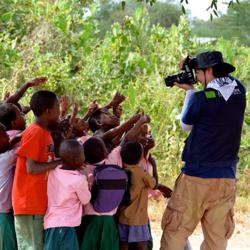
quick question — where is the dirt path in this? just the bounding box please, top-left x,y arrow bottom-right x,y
148,200 -> 250,250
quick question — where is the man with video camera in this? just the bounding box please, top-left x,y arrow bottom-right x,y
160,51 -> 246,250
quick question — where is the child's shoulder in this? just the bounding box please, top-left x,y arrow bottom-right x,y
23,123 -> 49,138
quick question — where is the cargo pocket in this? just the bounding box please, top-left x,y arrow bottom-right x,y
225,208 -> 235,239
161,196 -> 186,232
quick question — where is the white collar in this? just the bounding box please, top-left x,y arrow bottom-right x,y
206,77 -> 237,101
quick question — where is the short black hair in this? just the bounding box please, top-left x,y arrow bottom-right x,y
120,141 -> 143,165
59,139 -> 83,161
88,109 -> 103,132
0,103 -> 17,130
30,90 -> 57,117
83,137 -> 107,164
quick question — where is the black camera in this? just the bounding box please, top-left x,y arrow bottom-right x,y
164,57 -> 196,87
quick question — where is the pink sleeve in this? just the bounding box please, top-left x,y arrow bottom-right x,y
106,146 -> 122,167
75,175 -> 91,205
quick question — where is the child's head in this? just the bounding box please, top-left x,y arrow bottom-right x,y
30,90 -> 60,130
0,103 -> 26,131
88,108 -> 120,132
120,141 -> 143,165
59,139 -> 84,170
0,123 -> 10,153
83,137 -> 108,164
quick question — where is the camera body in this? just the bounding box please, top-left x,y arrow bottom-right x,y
165,57 -> 197,87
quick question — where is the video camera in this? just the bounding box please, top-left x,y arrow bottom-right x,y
164,56 -> 196,87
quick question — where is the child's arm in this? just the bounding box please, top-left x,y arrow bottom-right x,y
60,95 -> 71,119
103,92 -> 126,110
69,101 -> 79,126
123,115 -> 150,142
75,175 -> 91,205
148,154 -> 172,197
101,113 -> 140,141
5,77 -> 47,104
113,104 -> 123,119
148,154 -> 158,188
26,158 -> 62,175
82,100 -> 99,121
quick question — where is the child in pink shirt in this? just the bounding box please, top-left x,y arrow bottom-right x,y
78,136 -> 122,250
44,139 -> 91,250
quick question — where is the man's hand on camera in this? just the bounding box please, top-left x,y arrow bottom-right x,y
174,82 -> 194,91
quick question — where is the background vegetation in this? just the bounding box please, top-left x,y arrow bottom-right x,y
1,0 -> 250,197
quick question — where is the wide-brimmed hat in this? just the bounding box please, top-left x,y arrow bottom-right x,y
189,51 -> 235,74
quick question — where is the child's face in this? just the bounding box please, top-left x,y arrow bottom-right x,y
12,105 -> 26,131
99,108 -> 120,128
0,127 -> 10,153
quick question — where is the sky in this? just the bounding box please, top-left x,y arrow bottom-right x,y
180,0 -> 229,20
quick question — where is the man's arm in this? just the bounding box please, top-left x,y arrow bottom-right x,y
174,82 -> 196,132
180,89 -> 196,132
26,158 -> 62,175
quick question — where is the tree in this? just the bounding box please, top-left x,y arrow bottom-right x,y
192,0 -> 250,45
94,0 -> 182,37
180,0 -> 241,18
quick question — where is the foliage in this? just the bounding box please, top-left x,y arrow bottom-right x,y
94,0 -> 182,37
0,0 -> 250,196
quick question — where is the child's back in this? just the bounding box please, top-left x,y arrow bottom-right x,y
44,165 -> 90,229
44,140 -> 90,250
118,141 -> 156,250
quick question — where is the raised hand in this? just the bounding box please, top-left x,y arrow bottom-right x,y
3,91 -> 11,100
88,100 -> 99,114
112,92 -> 126,107
27,77 -> 48,87
60,95 -> 71,118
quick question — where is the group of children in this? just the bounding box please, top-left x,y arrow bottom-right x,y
0,77 -> 172,250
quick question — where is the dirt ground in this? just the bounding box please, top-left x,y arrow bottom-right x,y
148,199 -> 250,250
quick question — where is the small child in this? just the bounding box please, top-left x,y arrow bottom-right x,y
12,90 -> 61,250
0,123 -> 21,250
0,103 -> 26,142
118,141 -> 157,250
79,136 -> 123,250
44,139 -> 91,250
